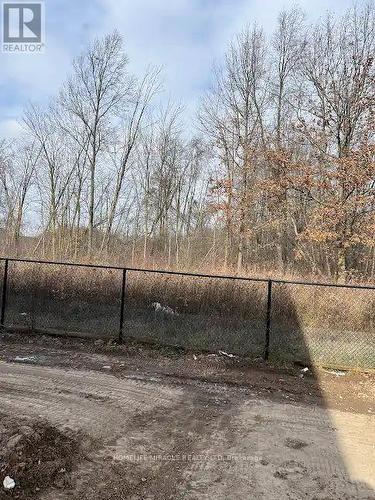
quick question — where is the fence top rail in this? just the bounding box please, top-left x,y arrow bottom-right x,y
1,256 -> 375,291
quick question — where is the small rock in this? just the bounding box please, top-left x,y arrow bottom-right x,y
274,469 -> 288,480
3,476 -> 15,490
6,433 -> 23,450
285,437 -> 308,450
275,460 -> 307,480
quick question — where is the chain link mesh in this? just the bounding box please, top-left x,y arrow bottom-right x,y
4,261 -> 121,340
123,270 -> 267,357
270,282 -> 375,369
0,259 -> 373,369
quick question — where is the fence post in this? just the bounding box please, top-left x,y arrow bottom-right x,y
1,259 -> 9,327
264,279 -> 272,360
118,268 -> 127,343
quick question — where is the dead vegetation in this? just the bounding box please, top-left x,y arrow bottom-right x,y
1,261 -> 374,368
0,4 -> 374,283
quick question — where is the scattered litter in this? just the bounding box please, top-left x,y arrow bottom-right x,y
219,350 -> 235,358
20,312 -> 28,316
3,476 -> 15,490
207,354 -> 217,358
324,369 -> 347,377
14,356 -> 36,363
151,302 -> 179,316
193,355 -> 198,360
300,367 -> 309,373
102,366 -> 111,370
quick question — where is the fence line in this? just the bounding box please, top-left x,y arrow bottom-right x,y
1,256 -> 375,290
0,256 -> 374,368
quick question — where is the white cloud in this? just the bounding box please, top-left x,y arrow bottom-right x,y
98,0 -> 247,118
0,118 -> 23,138
98,0 -> 356,120
0,0 -> 361,138
0,36 -> 72,103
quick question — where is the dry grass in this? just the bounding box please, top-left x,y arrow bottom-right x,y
0,260 -> 374,368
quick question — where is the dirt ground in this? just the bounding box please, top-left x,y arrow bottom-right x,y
0,331 -> 374,499
0,413 -> 89,499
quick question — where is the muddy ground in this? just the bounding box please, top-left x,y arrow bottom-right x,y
0,414 -> 90,499
0,330 -> 374,499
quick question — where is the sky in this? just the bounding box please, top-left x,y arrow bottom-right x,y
0,0 -> 356,139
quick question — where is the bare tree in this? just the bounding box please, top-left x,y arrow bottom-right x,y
0,139 -> 39,253
1,5 -> 374,282
200,24 -> 269,272
101,66 -> 162,251
269,7 -> 305,271
59,31 -> 129,256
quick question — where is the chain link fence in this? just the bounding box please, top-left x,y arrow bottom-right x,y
122,270 -> 267,357
3,260 -> 122,339
270,282 -> 375,369
0,257 -> 374,369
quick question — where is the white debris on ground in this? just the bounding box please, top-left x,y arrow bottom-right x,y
324,369 -> 347,377
151,302 -> 179,316
14,356 -> 37,362
3,476 -> 15,490
299,367 -> 309,378
218,350 -> 236,358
